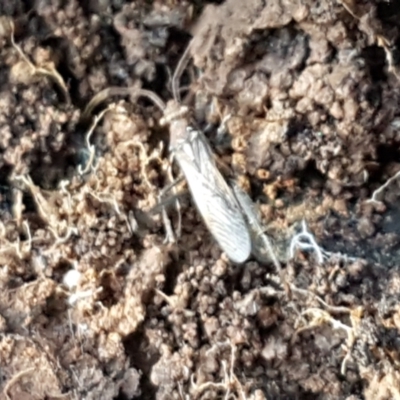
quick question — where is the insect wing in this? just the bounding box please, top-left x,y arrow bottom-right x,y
174,129 -> 251,263
232,183 -> 281,270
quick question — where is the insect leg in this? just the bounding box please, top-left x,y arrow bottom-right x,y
152,174 -> 186,243
216,112 -> 232,143
157,174 -> 185,198
166,155 -> 183,237
160,201 -> 175,244
148,189 -> 187,215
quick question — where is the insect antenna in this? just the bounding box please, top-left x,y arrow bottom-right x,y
136,89 -> 166,111
171,42 -> 192,103
81,87 -> 166,122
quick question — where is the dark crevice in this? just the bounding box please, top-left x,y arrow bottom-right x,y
0,165 -> 13,215
122,325 -> 159,400
367,144 -> 400,184
162,259 -> 185,296
377,0 -> 400,25
296,160 -> 326,190
360,45 -> 387,82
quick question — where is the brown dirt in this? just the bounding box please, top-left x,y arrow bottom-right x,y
0,0 -> 400,399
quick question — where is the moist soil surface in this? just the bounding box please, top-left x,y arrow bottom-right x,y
1,1 -> 400,399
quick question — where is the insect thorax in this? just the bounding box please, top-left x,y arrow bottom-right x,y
160,100 -> 189,126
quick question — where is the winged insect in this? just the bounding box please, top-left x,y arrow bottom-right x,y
158,45 -> 252,263
82,43 -> 252,263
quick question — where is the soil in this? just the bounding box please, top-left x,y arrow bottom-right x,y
1,0 -> 400,399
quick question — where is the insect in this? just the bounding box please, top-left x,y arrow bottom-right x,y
83,43 -> 252,263
156,45 -> 252,263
